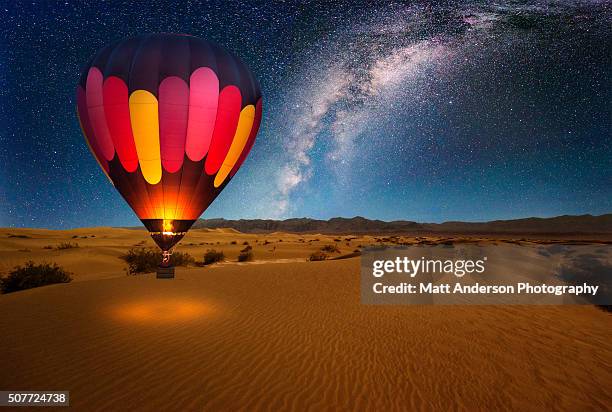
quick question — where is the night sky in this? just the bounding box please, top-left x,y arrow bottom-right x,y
1,1 -> 610,229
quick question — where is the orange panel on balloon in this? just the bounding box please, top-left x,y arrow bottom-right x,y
231,98 -> 262,177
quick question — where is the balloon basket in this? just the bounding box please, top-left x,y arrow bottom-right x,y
156,265 -> 175,279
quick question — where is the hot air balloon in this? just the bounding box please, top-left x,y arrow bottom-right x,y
76,34 -> 262,277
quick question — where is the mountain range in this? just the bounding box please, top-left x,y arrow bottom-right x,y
192,214 -> 612,235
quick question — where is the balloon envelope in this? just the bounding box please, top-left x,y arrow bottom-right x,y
76,34 -> 262,251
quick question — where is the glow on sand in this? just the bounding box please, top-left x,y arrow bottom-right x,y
110,298 -> 214,323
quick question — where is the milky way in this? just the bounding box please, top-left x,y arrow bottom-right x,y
1,1 -> 610,228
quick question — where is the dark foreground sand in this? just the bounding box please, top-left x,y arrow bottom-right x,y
0,260 -> 610,411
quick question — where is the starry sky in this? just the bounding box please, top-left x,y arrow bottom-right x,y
1,1 -> 610,229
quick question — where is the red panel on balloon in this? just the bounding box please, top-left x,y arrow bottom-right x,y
102,76 -> 139,172
85,67 -> 115,161
76,86 -> 109,173
204,85 -> 242,175
186,67 -> 219,162
159,76 -> 189,173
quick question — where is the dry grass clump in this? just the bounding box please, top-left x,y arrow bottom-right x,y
321,244 -> 340,253
121,248 -> 159,274
56,242 -> 79,250
121,248 -> 195,275
237,245 -> 254,262
238,250 -> 254,262
1,261 -> 72,294
309,251 -> 328,261
171,251 -> 196,266
203,249 -> 224,265
7,233 -> 31,239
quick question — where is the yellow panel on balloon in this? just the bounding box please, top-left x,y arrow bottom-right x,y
129,90 -> 162,184
214,105 -> 255,187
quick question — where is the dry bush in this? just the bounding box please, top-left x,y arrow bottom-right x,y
57,242 -> 79,250
238,250 -> 254,262
121,248 -> 159,274
7,233 -> 31,239
121,248 -> 194,275
321,244 -> 340,253
203,249 -> 224,265
171,251 -> 196,266
1,261 -> 72,294
309,251 -> 328,261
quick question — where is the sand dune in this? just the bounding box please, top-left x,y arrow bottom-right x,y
0,229 -> 610,411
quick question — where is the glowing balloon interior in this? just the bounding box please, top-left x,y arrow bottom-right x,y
76,34 -> 262,255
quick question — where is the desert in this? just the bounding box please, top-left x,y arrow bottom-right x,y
0,224 -> 610,411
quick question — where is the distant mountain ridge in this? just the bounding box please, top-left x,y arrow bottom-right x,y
192,214 -> 612,234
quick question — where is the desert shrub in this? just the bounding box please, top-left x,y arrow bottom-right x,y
241,245 -> 252,252
263,240 -> 270,245
242,241 -> 249,245
171,251 -> 196,266
121,248 -> 159,274
7,233 -> 31,239
71,235 -> 79,239
321,244 -> 340,253
121,248 -> 194,274
57,242 -> 79,250
309,251 -> 328,261
203,249 -> 224,265
1,261 -> 72,294
230,241 -> 237,245
43,245 -> 53,249
238,250 -> 254,262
